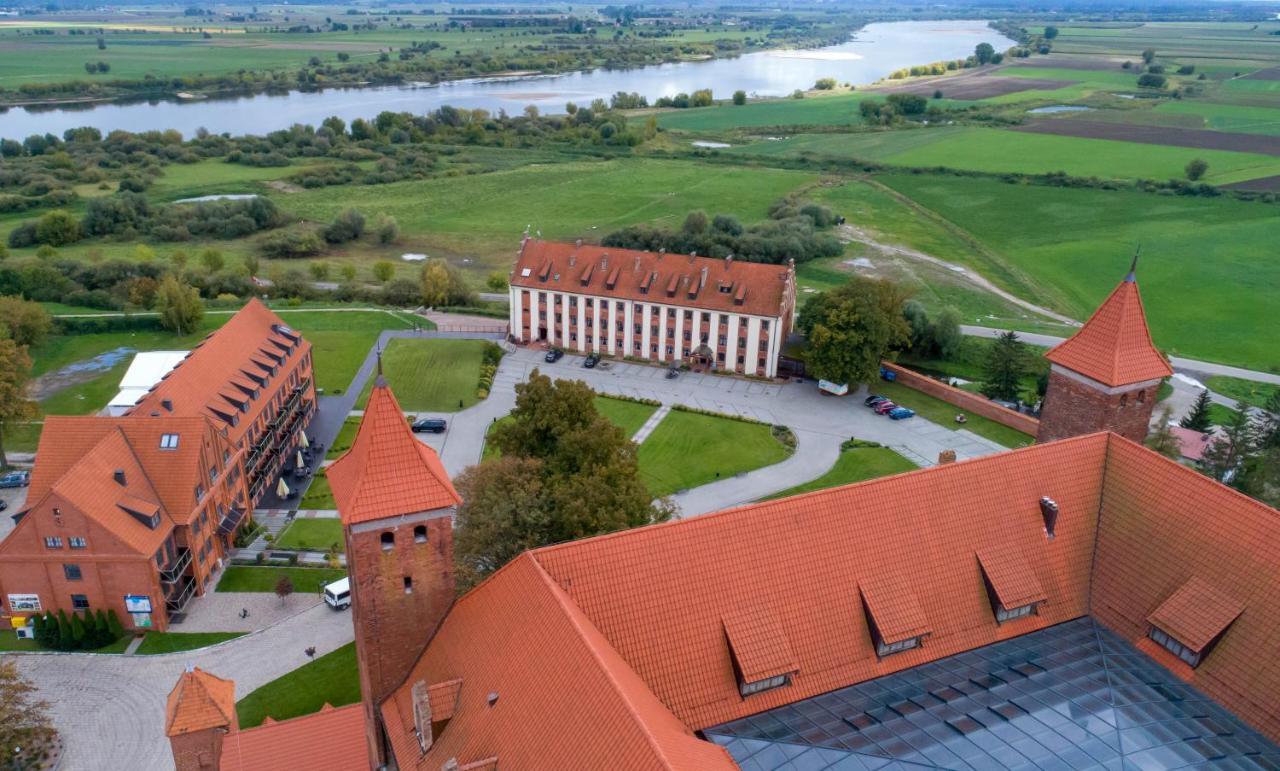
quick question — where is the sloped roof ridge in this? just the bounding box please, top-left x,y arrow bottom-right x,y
1045,279 -> 1171,386
532,432 -> 1112,559
51,427 -> 167,515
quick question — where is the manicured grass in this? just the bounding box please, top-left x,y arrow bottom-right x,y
764,445 -> 917,499
876,173 -> 1280,372
236,642 -> 361,729
326,417 -> 360,460
216,566 -> 346,594
591,397 -> 659,439
278,309 -> 420,395
274,519 -> 344,552
1205,375 -> 1277,408
0,633 -> 132,653
870,379 -> 1035,449
637,410 -> 791,497
135,631 -> 244,655
37,358 -> 130,416
355,338 -> 490,412
3,421 -> 44,453
1207,402 -> 1242,428
298,471 -> 335,510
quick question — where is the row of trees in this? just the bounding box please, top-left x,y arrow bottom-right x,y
31,607 -> 126,651
7,195 -> 284,249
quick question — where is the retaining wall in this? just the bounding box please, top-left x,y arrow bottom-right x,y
880,362 -> 1040,437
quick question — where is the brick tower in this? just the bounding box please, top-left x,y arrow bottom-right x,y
165,667 -> 236,771
327,371 -> 462,769
1037,257 -> 1172,444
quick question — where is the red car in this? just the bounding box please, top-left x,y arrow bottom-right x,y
873,401 -> 898,415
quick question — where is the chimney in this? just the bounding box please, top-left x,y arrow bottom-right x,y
658,247 -> 665,261
161,398 -> 173,412
633,255 -> 641,272
568,253 -> 576,268
1039,496 -> 1060,538
113,469 -> 126,486
699,266 -> 708,289
687,251 -> 696,263
937,450 -> 957,465
600,254 -> 608,271
575,238 -> 582,248
725,254 -> 734,269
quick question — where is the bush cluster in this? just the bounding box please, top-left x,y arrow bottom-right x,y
31,608 -> 125,651
476,342 -> 504,399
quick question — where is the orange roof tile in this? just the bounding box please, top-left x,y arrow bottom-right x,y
976,543 -> 1048,611
166,667 -> 236,737
426,679 -> 463,722
511,239 -> 794,319
859,573 -> 931,645
220,703 -> 366,771
722,607 -> 798,683
1044,273 -> 1172,386
327,380 -> 460,525
1147,576 -> 1245,653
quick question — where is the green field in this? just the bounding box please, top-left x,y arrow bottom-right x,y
876,173 -> 1280,372
764,445 -> 917,499
298,471 -> 335,510
236,642 -> 360,729
1154,101 -> 1280,135
3,421 -> 44,454
216,566 -> 346,593
592,397 -> 659,438
274,518 -> 344,552
1205,375 -> 1278,408
637,409 -> 791,497
354,337 -> 491,412
135,631 -> 244,655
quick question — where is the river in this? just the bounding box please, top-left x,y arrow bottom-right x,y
0,20 -> 1014,139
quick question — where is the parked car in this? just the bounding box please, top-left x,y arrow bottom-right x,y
873,401 -> 899,415
323,577 -> 351,610
879,366 -> 897,382
0,470 -> 29,488
864,395 -> 888,407
888,407 -> 916,420
583,353 -> 600,369
666,368 -> 679,380
0,500 -> 7,512
544,348 -> 564,363
411,418 -> 448,434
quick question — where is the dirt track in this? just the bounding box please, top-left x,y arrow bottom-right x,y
1221,175 -> 1280,191
1013,119 -> 1280,156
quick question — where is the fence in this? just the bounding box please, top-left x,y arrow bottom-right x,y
880,362 -> 1040,436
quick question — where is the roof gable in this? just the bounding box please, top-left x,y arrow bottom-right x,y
859,573 -> 931,645
166,667 -> 236,737
1045,275 -> 1172,386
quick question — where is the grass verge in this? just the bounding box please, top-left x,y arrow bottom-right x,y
274,519 -> 344,552
869,380 -> 1035,449
135,631 -> 245,655
235,642 -> 360,729
637,409 -> 791,497
216,566 -> 346,593
764,445 -> 917,500
355,337 -> 490,412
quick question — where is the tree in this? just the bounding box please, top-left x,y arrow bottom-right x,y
975,42 -> 996,64
1185,158 -> 1208,181
106,609 -> 124,640
486,271 -> 507,291
55,610 -> 72,651
456,371 -> 671,588
419,258 -> 472,307
154,274 -> 204,335
1137,73 -> 1166,88
323,208 -> 365,244
813,77 -> 837,90
274,575 -> 295,603
1200,408 -> 1255,483
732,89 -> 746,105
375,214 -> 399,244
340,263 -> 358,282
309,262 -> 331,281
0,659 -> 57,767
800,277 -> 911,387
981,331 -> 1030,401
243,254 -> 260,278
372,260 -> 395,284
0,337 -> 35,469
1145,408 -> 1182,459
1142,48 -> 1156,64
1257,390 -> 1280,450
0,296 -> 51,347
35,210 -> 81,246
70,611 -> 86,648
199,248 -> 225,273
1044,25 -> 1059,39
1180,389 -> 1213,431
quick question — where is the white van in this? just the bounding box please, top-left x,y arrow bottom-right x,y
323,577 -> 351,610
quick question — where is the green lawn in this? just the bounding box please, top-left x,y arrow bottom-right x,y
355,338 -> 491,412
637,410 -> 791,497
764,445 -> 917,500
870,379 -> 1036,449
326,418 -> 361,460
1153,101 -> 1280,136
216,566 -> 346,594
278,309 -> 420,395
0,633 -> 132,653
876,173 -> 1280,372
235,642 -> 361,729
135,631 -> 244,655
298,471 -> 335,510
274,519 -> 344,552
1205,375 -> 1277,408
3,421 -> 44,453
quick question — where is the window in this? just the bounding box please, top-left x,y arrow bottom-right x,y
666,346 -> 674,355
63,564 -> 82,581
159,433 -> 180,449
718,335 -> 727,345
740,674 -> 791,697
684,310 -> 693,320
651,344 -> 658,354
1120,393 -> 1128,407
414,525 -> 427,544
403,576 -> 413,594
381,531 -> 395,551
1138,389 -> 1147,404
209,466 -> 218,484
70,537 -> 87,549
1150,627 -> 1202,667
877,637 -> 922,657
761,320 -> 770,331
71,594 -> 90,611
995,603 -> 1037,623
667,308 -> 675,318
44,536 -> 63,549
195,484 -> 205,501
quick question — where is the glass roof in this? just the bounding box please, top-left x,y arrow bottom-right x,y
706,617 -> 1280,770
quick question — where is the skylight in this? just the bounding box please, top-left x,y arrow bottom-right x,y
159,433 -> 180,449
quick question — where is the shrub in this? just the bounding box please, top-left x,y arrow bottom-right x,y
35,210 -> 81,246
1137,73 -> 1166,88
813,77 -> 837,90
260,228 -> 324,259
376,214 -> 399,244
322,207 -> 365,244
732,90 -> 746,105
7,221 -> 37,248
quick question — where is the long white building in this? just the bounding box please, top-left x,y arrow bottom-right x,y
509,239 -> 797,378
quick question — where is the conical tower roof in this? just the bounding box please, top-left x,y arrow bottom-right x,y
327,377 -> 460,525
165,667 -> 236,736
1045,267 -> 1172,387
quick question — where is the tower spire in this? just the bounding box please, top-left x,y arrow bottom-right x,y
1125,244 -> 1141,283
375,347 -> 385,386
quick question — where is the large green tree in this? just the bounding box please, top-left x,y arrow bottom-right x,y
454,371 -> 671,588
800,277 -> 911,386
0,335 -> 35,469
1200,408 -> 1255,483
981,331 -> 1030,401
154,274 -> 204,335
1180,389 -> 1213,432
0,296 -> 51,347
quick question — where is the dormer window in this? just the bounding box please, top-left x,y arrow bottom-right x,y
740,674 -> 791,696
860,575 -> 930,659
996,603 -> 1037,623
723,608 -> 797,699
976,546 -> 1047,626
1146,576 -> 1243,669
160,433 -> 180,450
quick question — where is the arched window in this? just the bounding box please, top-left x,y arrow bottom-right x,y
1119,394 -> 1128,407
381,531 -> 394,551
1137,389 -> 1147,404
403,576 -> 413,594
414,525 -> 427,544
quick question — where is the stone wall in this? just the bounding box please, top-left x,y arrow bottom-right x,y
880,362 -> 1040,437
1036,369 -> 1157,444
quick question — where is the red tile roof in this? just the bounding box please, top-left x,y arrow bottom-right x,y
859,573 -> 931,645
1147,576 -> 1245,653
1045,274 -> 1173,386
220,703 -> 366,771
1171,425 -> 1215,461
327,380 -> 460,525
166,668 -> 236,737
976,543 -> 1048,611
722,607 -> 798,684
510,239 -> 794,319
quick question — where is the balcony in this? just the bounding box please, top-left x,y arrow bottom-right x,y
158,547 -> 192,584
165,577 -> 197,614
217,507 -> 247,536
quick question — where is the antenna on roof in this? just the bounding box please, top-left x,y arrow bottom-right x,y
375,347 -> 386,385
1125,243 -> 1141,283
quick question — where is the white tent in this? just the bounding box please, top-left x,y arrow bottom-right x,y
106,351 -> 189,416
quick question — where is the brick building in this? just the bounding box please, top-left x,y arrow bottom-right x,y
0,300 -> 316,631
1037,261 -> 1172,444
508,239 -> 798,377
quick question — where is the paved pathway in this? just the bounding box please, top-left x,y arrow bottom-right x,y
631,403 -> 672,444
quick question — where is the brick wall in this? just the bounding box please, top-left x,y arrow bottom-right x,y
1036,370 -> 1156,444
169,728 -> 226,771
880,362 -> 1040,436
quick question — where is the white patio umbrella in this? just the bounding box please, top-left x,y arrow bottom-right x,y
296,451 -> 306,470
276,478 -> 291,498
299,433 -> 310,449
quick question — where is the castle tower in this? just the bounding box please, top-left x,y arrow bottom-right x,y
165,667 -> 237,771
1037,258 -> 1172,444
327,373 -> 462,769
